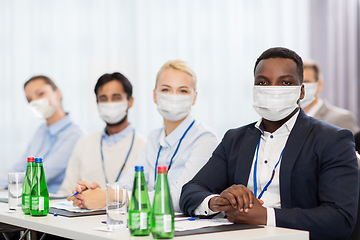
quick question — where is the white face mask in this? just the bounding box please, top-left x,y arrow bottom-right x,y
156,92 -> 194,121
98,101 -> 128,124
28,98 -> 56,119
253,85 -> 302,121
300,82 -> 318,108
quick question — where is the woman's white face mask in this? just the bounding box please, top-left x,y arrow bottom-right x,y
252,85 -> 302,121
156,92 -> 194,121
28,98 -> 56,119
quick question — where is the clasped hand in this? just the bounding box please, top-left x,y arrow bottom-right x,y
209,184 -> 267,225
67,181 -> 106,210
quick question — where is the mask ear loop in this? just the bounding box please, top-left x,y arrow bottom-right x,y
298,84 -> 305,105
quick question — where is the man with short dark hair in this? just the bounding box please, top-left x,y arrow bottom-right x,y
180,47 -> 359,240
57,72 -> 146,195
300,60 -> 359,133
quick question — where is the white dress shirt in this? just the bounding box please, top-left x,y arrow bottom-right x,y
120,114 -> 219,212
194,110 -> 300,226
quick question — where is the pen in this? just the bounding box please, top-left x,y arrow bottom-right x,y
70,187 -> 88,197
175,217 -> 198,222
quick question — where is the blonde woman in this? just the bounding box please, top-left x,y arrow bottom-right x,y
69,60 -> 218,212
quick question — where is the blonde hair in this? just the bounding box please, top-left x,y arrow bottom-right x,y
155,59 -> 197,90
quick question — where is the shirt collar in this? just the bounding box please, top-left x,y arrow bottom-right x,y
102,123 -> 134,143
255,109 -> 300,135
47,113 -> 72,136
158,114 -> 195,147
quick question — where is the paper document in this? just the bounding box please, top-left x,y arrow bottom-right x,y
175,218 -> 233,232
50,200 -> 105,213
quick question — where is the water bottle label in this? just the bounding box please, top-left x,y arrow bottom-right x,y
140,212 -> 147,229
31,196 -> 44,210
155,214 -> 172,233
163,214 -> 171,233
131,212 -> 140,228
24,196 -> 29,208
130,212 -> 148,229
31,196 -> 39,210
39,197 -> 44,211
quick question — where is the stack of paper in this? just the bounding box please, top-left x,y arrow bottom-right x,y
175,218 -> 233,232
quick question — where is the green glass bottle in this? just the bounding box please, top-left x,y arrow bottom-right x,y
22,157 -> 35,215
129,166 -> 151,236
151,166 -> 174,239
30,158 -> 49,216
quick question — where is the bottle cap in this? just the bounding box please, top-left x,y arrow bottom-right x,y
27,157 -> 35,162
157,165 -> 167,173
35,158 -> 43,163
135,166 -> 144,171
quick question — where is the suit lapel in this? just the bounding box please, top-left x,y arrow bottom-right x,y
279,110 -> 313,208
235,125 -> 261,186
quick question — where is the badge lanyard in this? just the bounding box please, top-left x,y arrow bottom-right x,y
154,120 -> 195,183
35,122 -> 72,159
253,135 -> 284,199
100,128 -> 135,184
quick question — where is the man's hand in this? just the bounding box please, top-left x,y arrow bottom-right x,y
67,181 -> 101,209
209,196 -> 233,212
210,184 -> 255,213
208,184 -> 266,225
225,193 -> 267,225
81,188 -> 107,210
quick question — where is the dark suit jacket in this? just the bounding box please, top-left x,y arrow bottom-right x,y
180,110 -> 359,240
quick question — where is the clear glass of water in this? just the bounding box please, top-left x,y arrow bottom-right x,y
106,183 -> 127,231
8,172 -> 25,211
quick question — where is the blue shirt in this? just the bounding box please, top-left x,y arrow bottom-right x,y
101,124 -> 134,147
0,114 -> 84,193
120,114 -> 219,211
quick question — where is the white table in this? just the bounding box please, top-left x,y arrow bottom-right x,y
0,202 -> 309,240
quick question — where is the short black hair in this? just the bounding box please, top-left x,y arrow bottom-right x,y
94,72 -> 133,100
254,47 -> 303,83
24,75 -> 58,90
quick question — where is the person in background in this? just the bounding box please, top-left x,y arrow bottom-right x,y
300,59 -> 359,133
57,72 -> 146,196
180,47 -> 358,240
68,59 -> 219,212
0,75 -> 84,193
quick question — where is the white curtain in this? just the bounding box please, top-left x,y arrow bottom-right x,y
0,0 -> 311,169
310,0 -> 360,122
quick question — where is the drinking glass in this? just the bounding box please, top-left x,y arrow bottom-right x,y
8,172 -> 25,211
106,183 -> 127,230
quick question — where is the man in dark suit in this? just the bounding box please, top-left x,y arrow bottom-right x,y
180,47 -> 359,240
